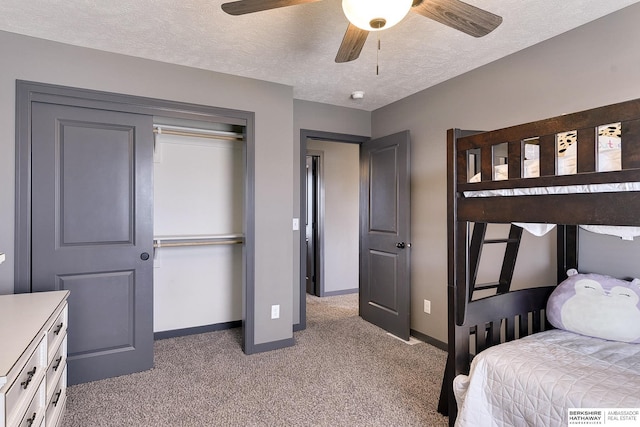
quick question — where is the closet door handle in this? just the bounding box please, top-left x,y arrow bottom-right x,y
140,252 -> 150,261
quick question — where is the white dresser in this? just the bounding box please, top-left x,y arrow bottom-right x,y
0,291 -> 69,427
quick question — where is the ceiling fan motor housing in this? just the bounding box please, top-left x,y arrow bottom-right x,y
342,0 -> 413,31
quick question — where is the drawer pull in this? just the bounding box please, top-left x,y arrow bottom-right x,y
25,412 -> 37,426
21,367 -> 37,389
52,356 -> 63,372
52,389 -> 63,407
53,322 -> 64,335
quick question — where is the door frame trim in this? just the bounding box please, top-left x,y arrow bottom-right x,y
297,129 -> 369,331
14,80 -> 257,353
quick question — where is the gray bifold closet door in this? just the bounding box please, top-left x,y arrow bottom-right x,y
30,102 -> 154,385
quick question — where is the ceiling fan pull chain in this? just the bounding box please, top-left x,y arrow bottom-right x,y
376,35 -> 380,76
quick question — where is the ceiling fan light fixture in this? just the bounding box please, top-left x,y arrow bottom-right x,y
342,0 -> 413,32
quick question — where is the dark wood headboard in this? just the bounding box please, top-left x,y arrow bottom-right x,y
450,98 -> 640,226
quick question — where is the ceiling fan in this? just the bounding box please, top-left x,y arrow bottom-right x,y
220,0 -> 503,63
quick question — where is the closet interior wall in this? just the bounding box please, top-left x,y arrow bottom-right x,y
152,120 -> 245,334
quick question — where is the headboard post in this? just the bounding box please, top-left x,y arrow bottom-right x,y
557,225 -> 578,283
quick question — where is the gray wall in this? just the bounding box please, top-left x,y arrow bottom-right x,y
0,30 -> 294,346
307,140 -> 359,295
371,3 -> 640,343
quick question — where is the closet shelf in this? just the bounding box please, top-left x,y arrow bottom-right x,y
153,125 -> 244,142
153,234 -> 244,248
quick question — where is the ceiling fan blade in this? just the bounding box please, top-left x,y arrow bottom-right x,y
221,0 -> 321,16
335,23 -> 369,63
412,0 -> 502,37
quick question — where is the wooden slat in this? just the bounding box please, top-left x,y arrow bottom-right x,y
556,225 -> 578,283
476,323 -> 486,352
622,119 -> 640,169
539,134 -> 556,176
497,225 -> 523,293
473,282 -> 499,291
508,140 -> 521,179
490,320 -> 501,345
532,310 -> 542,334
468,222 -> 487,300
518,314 -> 528,339
480,145 -> 492,182
577,127 -> 596,173
505,317 -> 515,342
457,149 -> 468,184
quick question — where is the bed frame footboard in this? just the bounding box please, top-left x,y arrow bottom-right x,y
438,286 -> 555,422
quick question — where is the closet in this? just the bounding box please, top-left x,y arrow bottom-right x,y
152,120 -> 245,335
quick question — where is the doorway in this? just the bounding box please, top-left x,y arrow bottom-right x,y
297,130 -> 368,331
297,129 -> 411,340
305,152 -> 322,297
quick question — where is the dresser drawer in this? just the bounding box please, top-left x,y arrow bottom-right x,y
45,366 -> 66,427
45,336 -> 66,403
46,304 -> 67,366
4,338 -> 46,427
15,377 -> 45,427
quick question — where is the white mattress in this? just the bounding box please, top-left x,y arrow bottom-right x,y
453,329 -> 640,427
463,181 -> 640,198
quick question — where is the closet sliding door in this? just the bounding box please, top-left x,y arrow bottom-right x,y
153,125 -> 244,335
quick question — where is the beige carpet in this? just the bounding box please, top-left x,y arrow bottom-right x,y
62,293 -> 448,426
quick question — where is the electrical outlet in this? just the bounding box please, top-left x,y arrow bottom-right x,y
271,304 -> 280,319
423,299 -> 431,314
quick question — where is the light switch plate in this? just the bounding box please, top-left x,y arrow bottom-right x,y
292,218 -> 299,231
423,299 -> 431,314
271,304 -> 280,319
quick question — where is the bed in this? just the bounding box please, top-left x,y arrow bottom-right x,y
438,97 -> 640,426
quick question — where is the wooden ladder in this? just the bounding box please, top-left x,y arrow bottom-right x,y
437,222 -> 525,419
468,222 -> 523,300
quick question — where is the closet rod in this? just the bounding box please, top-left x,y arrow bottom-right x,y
154,234 -> 244,248
153,126 -> 244,142
154,239 -> 243,248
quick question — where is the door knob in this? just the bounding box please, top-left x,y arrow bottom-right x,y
140,252 -> 150,261
396,242 -> 406,249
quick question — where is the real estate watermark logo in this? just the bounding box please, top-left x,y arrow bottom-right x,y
568,409 -> 640,426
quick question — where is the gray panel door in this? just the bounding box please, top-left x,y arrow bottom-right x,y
30,102 -> 154,385
360,131 -> 411,340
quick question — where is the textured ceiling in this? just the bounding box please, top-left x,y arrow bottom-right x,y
0,0 -> 638,110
